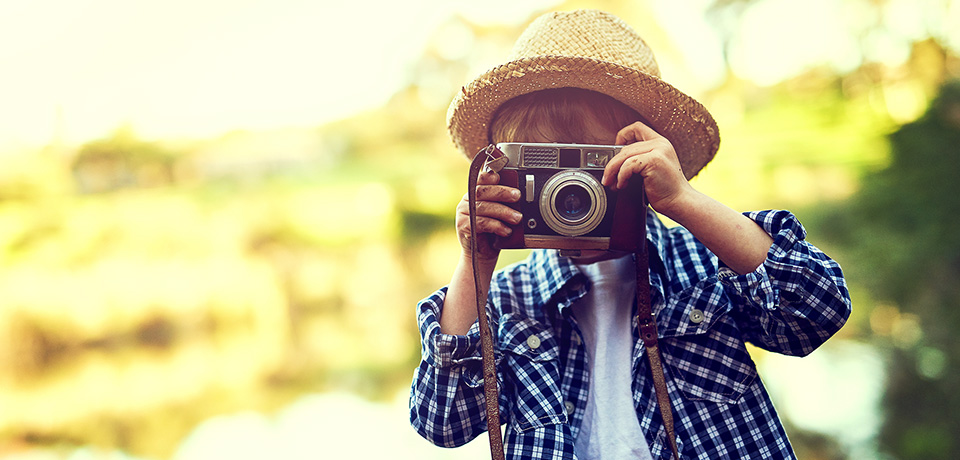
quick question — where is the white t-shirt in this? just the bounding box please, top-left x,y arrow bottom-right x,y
571,255 -> 654,460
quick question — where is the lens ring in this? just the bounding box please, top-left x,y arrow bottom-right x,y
539,171 -> 606,237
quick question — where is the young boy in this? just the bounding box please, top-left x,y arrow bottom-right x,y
410,9 -> 851,459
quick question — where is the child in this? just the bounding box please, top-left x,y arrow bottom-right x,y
410,9 -> 851,460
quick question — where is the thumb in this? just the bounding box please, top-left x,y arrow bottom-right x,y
616,121 -> 662,145
477,169 -> 501,185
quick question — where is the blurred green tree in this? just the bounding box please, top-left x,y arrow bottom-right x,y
816,80 -> 960,459
71,126 -> 179,193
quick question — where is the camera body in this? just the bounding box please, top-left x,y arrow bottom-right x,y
493,142 -> 646,253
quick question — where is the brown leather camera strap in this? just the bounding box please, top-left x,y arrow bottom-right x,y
634,238 -> 681,460
468,146 -> 505,460
468,145 -> 678,460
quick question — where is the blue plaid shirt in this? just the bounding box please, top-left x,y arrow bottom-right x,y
410,210 -> 851,459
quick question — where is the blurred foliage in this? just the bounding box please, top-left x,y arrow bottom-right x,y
0,110 -> 456,457
71,126 -> 180,193
812,79 -> 960,460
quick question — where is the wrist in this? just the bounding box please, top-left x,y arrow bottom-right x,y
460,249 -> 499,273
656,187 -> 705,224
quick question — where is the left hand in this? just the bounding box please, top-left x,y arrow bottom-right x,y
601,121 -> 693,219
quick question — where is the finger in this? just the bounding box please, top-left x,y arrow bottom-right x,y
460,183 -> 520,213
602,152 -> 626,187
602,144 -> 649,188
458,213 -> 514,238
477,169 -> 500,185
615,124 -> 639,145
475,201 -> 522,225
477,216 -> 514,237
616,155 -> 645,190
476,185 -> 520,203
457,199 -> 522,225
615,120 -> 661,145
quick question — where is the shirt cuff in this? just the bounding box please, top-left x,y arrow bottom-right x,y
718,263 -> 778,310
417,287 -> 483,369
717,210 -> 805,307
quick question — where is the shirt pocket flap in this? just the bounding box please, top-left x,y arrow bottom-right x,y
497,314 -> 560,362
656,279 -> 729,338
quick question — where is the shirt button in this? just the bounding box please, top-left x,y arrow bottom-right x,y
564,401 -> 575,416
572,332 -> 582,346
689,309 -> 705,324
526,335 -> 541,350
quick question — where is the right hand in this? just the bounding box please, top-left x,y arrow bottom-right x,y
455,169 -> 522,264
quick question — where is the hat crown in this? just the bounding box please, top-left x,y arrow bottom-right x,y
446,9 -> 719,179
508,10 -> 661,79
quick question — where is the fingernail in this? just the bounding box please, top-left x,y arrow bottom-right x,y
510,189 -> 521,199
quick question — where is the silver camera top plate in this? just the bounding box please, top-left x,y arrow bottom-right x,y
495,142 -> 623,169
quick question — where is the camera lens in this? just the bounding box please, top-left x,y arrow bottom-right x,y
539,170 -> 607,237
555,185 -> 591,223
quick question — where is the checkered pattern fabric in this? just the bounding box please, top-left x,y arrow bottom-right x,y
410,210 -> 851,459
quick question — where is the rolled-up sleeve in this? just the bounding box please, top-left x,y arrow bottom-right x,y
418,288 -> 483,368
409,287 -> 490,447
720,210 -> 852,356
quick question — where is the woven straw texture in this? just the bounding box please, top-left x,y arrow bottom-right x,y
447,9 -> 720,180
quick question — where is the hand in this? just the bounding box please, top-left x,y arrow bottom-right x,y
455,169 -> 522,264
601,121 -> 694,219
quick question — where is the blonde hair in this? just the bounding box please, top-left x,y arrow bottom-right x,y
490,88 -> 643,144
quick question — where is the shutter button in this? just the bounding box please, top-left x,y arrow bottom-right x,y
689,309 -> 705,324
527,335 -> 541,349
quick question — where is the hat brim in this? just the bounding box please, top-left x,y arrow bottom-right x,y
447,55 -> 720,180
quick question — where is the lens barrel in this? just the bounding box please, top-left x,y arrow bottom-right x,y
539,170 -> 606,237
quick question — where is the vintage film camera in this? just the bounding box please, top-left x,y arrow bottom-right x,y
491,142 -> 647,254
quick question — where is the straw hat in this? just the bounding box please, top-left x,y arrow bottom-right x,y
446,9 -> 720,179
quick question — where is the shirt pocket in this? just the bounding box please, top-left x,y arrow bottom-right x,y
656,280 -> 758,404
498,314 -> 568,432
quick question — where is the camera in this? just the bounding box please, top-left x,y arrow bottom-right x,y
491,142 -> 646,253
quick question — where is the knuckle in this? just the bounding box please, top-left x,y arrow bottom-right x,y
479,171 -> 500,184
478,218 -> 497,233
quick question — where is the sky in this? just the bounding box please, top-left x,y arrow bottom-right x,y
0,0 -> 556,151
1,0 -> 956,152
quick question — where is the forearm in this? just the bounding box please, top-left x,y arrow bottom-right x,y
440,253 -> 497,335
664,190 -> 774,275
411,259 -> 502,446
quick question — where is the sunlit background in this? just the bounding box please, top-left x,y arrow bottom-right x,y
1,0 -> 959,459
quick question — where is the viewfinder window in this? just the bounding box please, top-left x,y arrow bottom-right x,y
559,149 -> 580,168
585,150 -> 612,168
